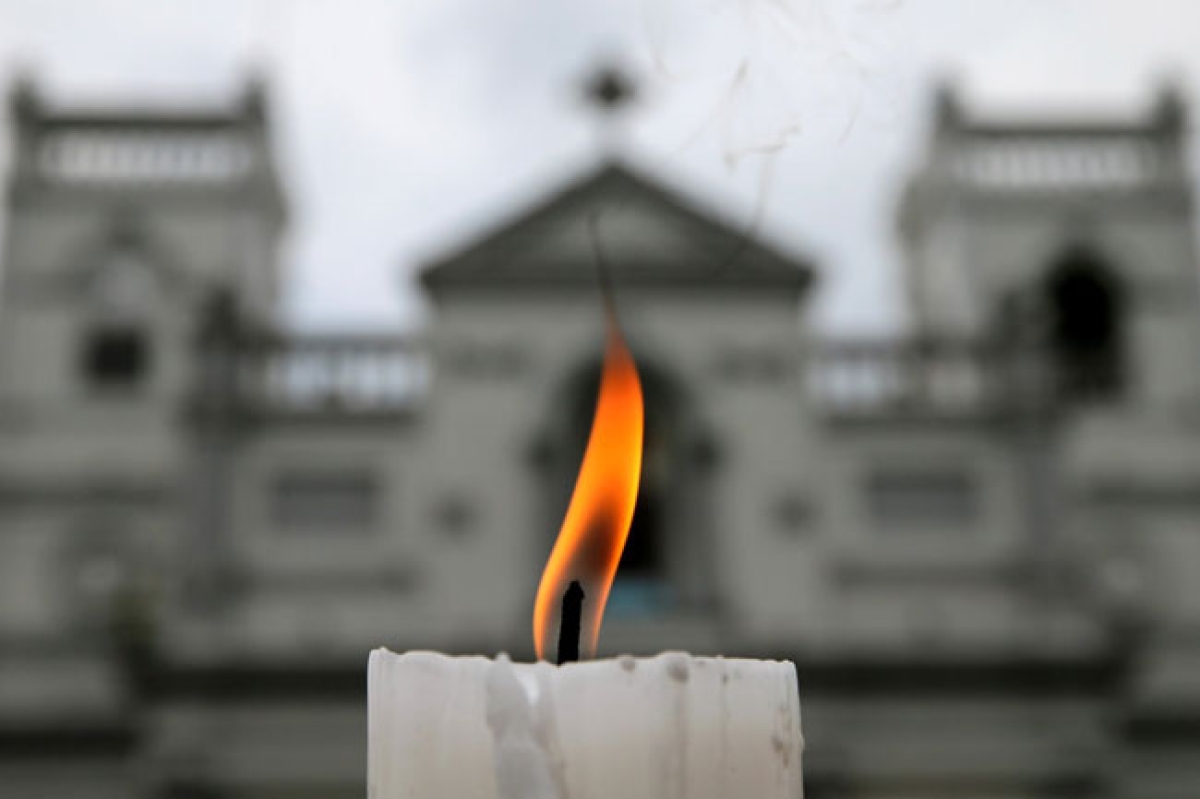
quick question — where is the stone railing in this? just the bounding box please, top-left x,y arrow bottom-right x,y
805,338 -> 1007,417
36,128 -> 254,185
949,133 -> 1176,192
199,332 -> 428,418
199,332 -> 1029,420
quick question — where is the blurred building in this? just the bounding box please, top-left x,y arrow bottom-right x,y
1,75 -> 1199,799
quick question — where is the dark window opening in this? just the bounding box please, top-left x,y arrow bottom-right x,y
271,471 -> 378,532
866,468 -> 978,528
609,425 -> 673,615
620,429 -> 668,578
1044,245 -> 1125,399
81,327 -> 149,388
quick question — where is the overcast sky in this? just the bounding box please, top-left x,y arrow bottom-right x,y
1,0 -> 1198,332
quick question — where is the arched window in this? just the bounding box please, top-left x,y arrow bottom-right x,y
81,326 -> 149,387
563,362 -> 672,582
80,246 -> 156,390
1042,244 -> 1125,400
548,355 -> 703,618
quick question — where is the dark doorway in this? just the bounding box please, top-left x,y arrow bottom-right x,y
1043,244 -> 1125,400
621,416 -> 669,579
556,355 -> 679,616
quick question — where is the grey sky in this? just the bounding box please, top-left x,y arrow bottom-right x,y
1,0 -> 1198,332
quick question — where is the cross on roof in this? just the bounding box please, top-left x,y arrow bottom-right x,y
582,64 -> 637,117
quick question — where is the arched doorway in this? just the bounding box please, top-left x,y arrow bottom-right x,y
535,353 -> 716,618
1041,244 -> 1126,400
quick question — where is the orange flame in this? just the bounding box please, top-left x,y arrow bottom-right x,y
533,313 -> 644,660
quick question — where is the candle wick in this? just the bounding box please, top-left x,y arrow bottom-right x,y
556,580 -> 585,665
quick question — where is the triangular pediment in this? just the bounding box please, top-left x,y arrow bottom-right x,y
419,161 -> 814,293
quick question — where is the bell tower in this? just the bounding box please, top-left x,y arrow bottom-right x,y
899,82 -> 1200,409
0,74 -> 287,643
899,84 -> 1200,693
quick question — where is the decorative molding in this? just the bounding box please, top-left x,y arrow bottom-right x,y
441,342 -> 529,379
712,348 -> 791,383
0,479 -> 175,511
773,492 -> 814,535
431,492 -> 478,538
819,409 -> 1013,431
7,211 -> 197,305
1082,479 -> 1200,508
241,564 -> 421,595
833,555 -> 1027,589
0,724 -> 137,759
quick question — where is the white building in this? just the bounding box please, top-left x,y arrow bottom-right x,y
1,75 -> 1199,799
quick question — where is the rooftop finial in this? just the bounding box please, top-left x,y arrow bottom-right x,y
8,68 -> 40,121
1152,76 -> 1187,132
583,63 -> 637,117
240,70 -> 269,122
581,62 -> 638,156
932,76 -> 964,134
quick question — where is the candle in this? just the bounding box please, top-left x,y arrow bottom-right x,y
369,305 -> 804,796
368,648 -> 804,799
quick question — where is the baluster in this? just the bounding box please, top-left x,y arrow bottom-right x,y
376,349 -> 391,407
347,344 -> 361,407
387,346 -> 402,407
865,345 -> 882,409
356,347 -> 371,408
844,347 -> 860,409
874,344 -> 888,407
340,342 -> 356,407
851,346 -> 869,410
320,344 -> 338,408
296,346 -> 312,408
378,348 -> 393,408
901,342 -> 919,407
331,343 -> 347,407
401,349 -> 419,406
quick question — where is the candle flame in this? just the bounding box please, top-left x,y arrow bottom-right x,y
533,313 -> 644,660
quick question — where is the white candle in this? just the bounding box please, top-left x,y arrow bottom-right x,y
368,648 -> 804,799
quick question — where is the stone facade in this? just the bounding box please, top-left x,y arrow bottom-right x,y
1,76 -> 1199,798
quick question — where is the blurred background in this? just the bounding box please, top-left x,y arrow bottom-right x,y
2,1 -> 1200,797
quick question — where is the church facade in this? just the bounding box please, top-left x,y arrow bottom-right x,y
1,76 -> 1199,799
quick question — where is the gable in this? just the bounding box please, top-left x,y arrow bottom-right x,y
419,161 -> 814,295
5,213 -> 199,308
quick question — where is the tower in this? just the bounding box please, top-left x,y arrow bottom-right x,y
0,74 -> 286,721
898,84 -> 1200,798
899,81 -> 1200,410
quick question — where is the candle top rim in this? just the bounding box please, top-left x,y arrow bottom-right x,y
369,647 -> 798,670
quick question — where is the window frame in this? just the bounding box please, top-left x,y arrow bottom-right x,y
267,469 -> 381,534
862,464 -> 981,530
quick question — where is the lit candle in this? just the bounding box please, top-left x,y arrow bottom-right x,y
368,310 -> 804,797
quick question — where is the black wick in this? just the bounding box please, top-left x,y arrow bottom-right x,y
556,580 -> 585,665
